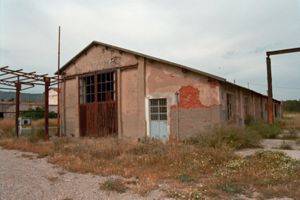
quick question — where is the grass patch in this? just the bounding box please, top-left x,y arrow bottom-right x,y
100,179 -> 127,193
167,190 -> 203,200
247,121 -> 281,139
184,126 -> 261,150
217,182 -> 243,194
282,112 -> 300,130
177,174 -> 193,183
29,128 -> 46,143
279,141 -> 294,150
0,119 -> 15,138
0,138 -> 53,156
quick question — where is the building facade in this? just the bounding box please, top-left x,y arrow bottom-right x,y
58,41 -> 281,140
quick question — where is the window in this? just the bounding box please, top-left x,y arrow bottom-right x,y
97,71 -> 115,102
150,98 -> 167,121
80,71 -> 115,104
80,75 -> 95,104
226,93 -> 234,120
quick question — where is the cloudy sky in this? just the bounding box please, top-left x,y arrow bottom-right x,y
1,0 -> 299,100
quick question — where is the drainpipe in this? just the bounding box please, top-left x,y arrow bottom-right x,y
175,91 -> 180,142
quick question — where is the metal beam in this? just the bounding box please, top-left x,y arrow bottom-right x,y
267,47 -> 300,56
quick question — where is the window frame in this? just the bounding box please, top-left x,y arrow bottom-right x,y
149,98 -> 168,121
79,70 -> 116,104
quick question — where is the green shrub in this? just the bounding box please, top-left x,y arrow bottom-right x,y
217,182 -> 243,194
100,179 -> 127,193
279,141 -> 293,150
184,126 -> 261,150
28,128 -> 45,143
22,107 -> 57,119
177,174 -> 193,182
127,140 -> 166,156
247,121 -> 281,139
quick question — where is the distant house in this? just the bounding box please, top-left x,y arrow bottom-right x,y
57,41 -> 281,140
49,88 -> 58,106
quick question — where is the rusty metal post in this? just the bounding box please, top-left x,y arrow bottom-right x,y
266,56 -> 273,124
44,77 -> 50,140
15,80 -> 21,137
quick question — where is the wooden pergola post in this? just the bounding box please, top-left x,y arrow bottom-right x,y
44,77 -> 50,140
15,81 -> 21,137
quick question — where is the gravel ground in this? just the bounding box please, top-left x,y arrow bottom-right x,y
0,148 -> 169,200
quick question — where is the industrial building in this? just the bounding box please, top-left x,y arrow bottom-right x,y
58,41 -> 281,140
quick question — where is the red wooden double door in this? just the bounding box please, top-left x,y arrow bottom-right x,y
79,70 -> 117,137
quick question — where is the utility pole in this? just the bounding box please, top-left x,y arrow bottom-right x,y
57,26 -> 61,136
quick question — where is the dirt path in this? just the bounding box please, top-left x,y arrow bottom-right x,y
0,148 -> 167,200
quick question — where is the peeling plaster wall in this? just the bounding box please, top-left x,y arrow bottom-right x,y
60,44 -> 145,138
220,83 -> 281,125
145,60 -> 221,139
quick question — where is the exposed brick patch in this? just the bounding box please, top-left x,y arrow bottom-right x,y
177,85 -> 206,109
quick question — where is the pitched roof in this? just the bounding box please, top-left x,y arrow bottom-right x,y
58,41 -> 280,103
57,41 -> 226,82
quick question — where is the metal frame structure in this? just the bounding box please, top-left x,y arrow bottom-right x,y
0,66 -> 60,139
266,47 -> 300,124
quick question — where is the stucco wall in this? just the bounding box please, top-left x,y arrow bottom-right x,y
220,83 -> 281,125
63,45 -> 138,76
64,78 -> 79,136
145,60 -> 221,139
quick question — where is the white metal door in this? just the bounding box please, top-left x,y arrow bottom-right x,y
149,98 -> 168,139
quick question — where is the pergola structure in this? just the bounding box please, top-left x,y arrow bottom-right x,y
0,66 -> 60,139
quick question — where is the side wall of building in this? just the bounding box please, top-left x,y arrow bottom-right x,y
220,83 -> 281,125
145,60 -> 222,139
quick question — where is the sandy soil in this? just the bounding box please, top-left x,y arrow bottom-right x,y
0,148 -> 169,200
